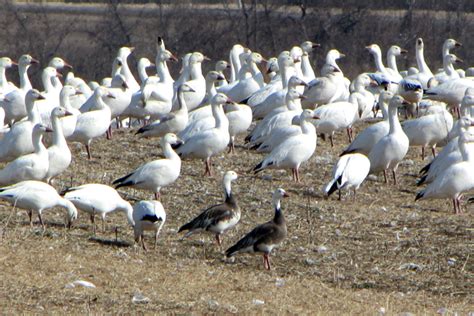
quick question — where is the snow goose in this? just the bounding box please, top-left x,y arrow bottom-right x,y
117,46 -> 140,92
415,128 -> 474,214
246,87 -> 304,147
62,183 -> 134,233
402,105 -> 453,159
368,95 -> 410,184
434,54 -> 463,84
176,93 -> 231,176
386,45 -> 407,79
405,38 -> 434,89
253,109 -> 318,182
397,78 -> 423,117
48,57 -> 73,97
424,78 -> 474,116
302,67 -> 347,108
341,91 -> 394,156
320,49 -> 345,76
137,57 -> 154,84
215,60 -> 230,87
434,39 -> 462,81
0,89 -> 45,162
300,41 -> 320,82
58,85 -> 81,139
113,133 -> 182,199
350,73 -> 376,119
229,44 -> 245,83
0,180 -> 77,229
175,52 -> 208,111
133,200 -> 166,251
68,87 -> 113,159
178,170 -> 239,247
45,107 -> 72,184
225,102 -> 252,153
0,57 -> 18,95
365,44 -> 392,78
323,153 -> 370,200
0,124 -> 52,186
136,84 -> 194,138
255,109 -> 315,154
418,116 -> 474,186
192,70 -> 225,112
37,67 -> 61,125
1,54 -> 38,124
226,188 -> 288,270
64,72 -> 91,110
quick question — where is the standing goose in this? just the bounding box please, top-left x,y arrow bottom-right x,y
62,183 -> 134,233
136,84 -> 194,138
300,41 -> 320,82
0,89 -> 45,162
133,200 -> 166,251
178,171 -> 239,247
117,46 -> 140,92
225,102 -> 252,153
58,85 -> 82,139
214,60 -> 229,87
0,57 -> 18,95
0,180 -> 77,230
434,39 -> 462,81
323,153 -> 371,200
434,54 -> 463,84
226,188 -> 288,270
68,87 -> 113,159
176,93 -> 231,176
386,45 -> 407,79
175,52 -> 208,111
44,107 -> 73,184
405,38 -> 434,89
0,124 -> 52,186
113,133 -> 182,199
253,109 -> 318,182
368,95 -> 410,184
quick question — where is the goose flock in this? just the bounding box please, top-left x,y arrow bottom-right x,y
0,36 -> 472,270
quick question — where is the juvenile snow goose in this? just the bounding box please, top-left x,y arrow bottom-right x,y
133,200 -> 166,251
0,124 -> 52,186
0,180 -> 77,230
368,95 -> 410,184
63,183 -> 134,233
113,133 -> 182,199
253,109 -> 318,182
178,171 -> 239,247
226,188 -> 288,270
176,93 -> 231,176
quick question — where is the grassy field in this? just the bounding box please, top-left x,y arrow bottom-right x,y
0,120 -> 472,314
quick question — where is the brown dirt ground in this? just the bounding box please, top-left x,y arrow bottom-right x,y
0,120 -> 473,314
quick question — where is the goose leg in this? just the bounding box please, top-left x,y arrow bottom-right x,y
329,134 -> 334,147
106,125 -> 112,140
295,167 -> 300,182
90,214 -> 96,234
421,147 -> 425,161
215,234 -> 222,247
27,210 -> 33,227
204,158 -> 212,176
392,169 -> 398,185
346,127 -> 353,143
141,235 -> 148,252
383,170 -> 388,184
338,189 -> 342,201
353,188 -> 357,201
431,146 -> 436,157
85,144 -> 92,160
38,213 -> 45,231
264,253 -> 271,270
154,191 -> 160,200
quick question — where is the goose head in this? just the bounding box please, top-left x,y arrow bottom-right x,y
389,45 -> 408,56
0,57 -> 17,69
49,57 -> 72,70
51,106 -> 73,119
215,60 -> 230,72
161,50 -> 178,63
266,57 -> 279,74
301,41 -> 320,54
60,84 -> 81,98
290,46 -> 303,63
118,46 -> 134,59
300,109 -> 319,120
286,87 -> 305,103
190,52 -> 210,64
163,132 -> 183,149
19,54 -> 39,67
138,57 -> 154,69
111,73 -> 129,90
287,76 -> 308,88
212,93 -> 233,106
247,52 -> 266,65
223,170 -> 238,197
277,53 -> 295,70
156,36 -> 166,52
25,89 -> 46,105
206,70 -> 225,83
444,38 -> 462,50
416,38 -> 424,50
445,54 -> 463,65
33,123 -> 53,135
272,188 -> 289,211
354,73 -> 374,88
365,44 -> 382,56
43,67 -> 60,83
389,95 -> 410,108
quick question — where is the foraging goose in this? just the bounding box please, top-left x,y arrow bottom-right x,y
0,89 -> 44,162
0,180 -> 77,229
253,109 -> 318,182
405,38 -> 434,89
0,124 -> 52,186
402,105 -> 453,160
226,188 -> 288,270
133,200 -> 166,251
178,171 -> 239,247
63,183 -> 134,233
45,107 -> 72,184
368,95 -> 410,184
341,91 -> 394,156
415,128 -> 474,214
136,84 -> 194,138
323,152 -> 370,200
176,93 -> 231,176
1,54 -> 38,124
68,87 -> 113,159
113,133 -> 182,199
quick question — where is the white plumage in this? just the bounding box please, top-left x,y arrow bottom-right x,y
133,200 -> 166,251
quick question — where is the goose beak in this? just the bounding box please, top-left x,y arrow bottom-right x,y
45,127 -> 54,133
129,47 -> 135,52
170,54 -> 179,62
339,53 -> 346,58
283,192 -> 290,198
402,99 -> 410,106
30,58 -> 40,64
38,93 -> 46,100
261,58 -> 268,63
148,62 -> 156,67
171,140 -> 184,150
57,73 -> 63,78
365,45 -> 372,50
65,110 -> 73,116
226,64 -> 231,69
226,97 -> 236,104
63,62 -> 73,69
203,55 -> 211,61
313,115 -> 320,120
11,60 -> 18,66
312,43 -> 321,48
400,49 -> 408,54
299,94 -> 307,100
293,57 -> 301,63
455,58 -> 464,64
300,81 -> 309,88
455,41 -> 462,47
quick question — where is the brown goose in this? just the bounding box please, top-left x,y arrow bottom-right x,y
178,171 -> 239,246
226,188 -> 288,270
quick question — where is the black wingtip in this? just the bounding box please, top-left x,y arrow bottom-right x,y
419,162 -> 431,175
339,147 -> 359,157
253,161 -> 264,173
326,177 -> 341,197
415,191 -> 424,201
416,175 -> 427,186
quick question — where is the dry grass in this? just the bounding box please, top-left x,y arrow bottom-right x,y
0,121 -> 473,314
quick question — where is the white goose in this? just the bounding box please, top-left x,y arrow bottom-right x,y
136,84 -> 194,138
434,54 -> 463,84
323,152 -> 370,200
368,95 -> 410,184
0,57 -> 18,95
189,71 -> 225,117
405,38 -> 434,89
0,89 -> 45,162
58,85 -> 82,139
415,128 -> 474,214
37,67 -> 62,125
68,87 -> 113,159
303,64 -> 347,108
229,44 -> 245,83
133,200 -> 166,251
1,54 -> 38,125
48,57 -> 73,97
424,78 -> 474,115
137,57 -> 155,84
214,60 -> 229,87
117,46 -> 140,92
386,45 -> 407,79
113,133 -> 182,199
0,124 -> 52,186
45,107 -> 72,184
253,109 -> 318,182
175,52 -> 208,111
63,183 -> 134,233
341,91 -> 394,156
176,93 -> 231,176
434,39 -> 462,81
300,41 -> 320,82
225,102 -> 252,153
349,73 -> 376,119
0,180 -> 77,229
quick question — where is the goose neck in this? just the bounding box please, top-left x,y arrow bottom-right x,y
177,90 -> 189,113
301,54 -> 316,79
59,199 -> 77,224
156,59 -> 173,83
42,72 -> 55,93
387,52 -> 399,73
223,178 -> 233,200
27,100 -> 40,124
19,64 -> 32,91
161,141 -> 180,160
372,51 -> 386,73
300,118 -> 315,135
32,131 -> 46,153
416,46 -> 432,75
443,58 -> 455,76
137,64 -> 149,83
0,67 -> 6,87
388,106 -> 402,134
272,199 -> 285,225
189,62 -> 204,81
51,115 -> 66,146
213,103 -> 228,130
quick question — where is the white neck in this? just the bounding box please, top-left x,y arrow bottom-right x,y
0,67 -> 7,88
19,64 -> 32,91
51,114 -> 66,147
388,105 -> 402,134
177,91 -> 189,115
156,58 -> 173,83
42,72 -> 55,93
387,52 -> 399,73
443,58 -> 456,76
416,46 -> 433,75
27,99 -> 40,124
213,103 -> 228,130
32,131 -> 46,154
223,178 -> 232,198
372,51 -> 386,73
137,63 -> 149,83
301,54 -> 316,79
189,62 -> 204,81
161,140 -> 180,161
